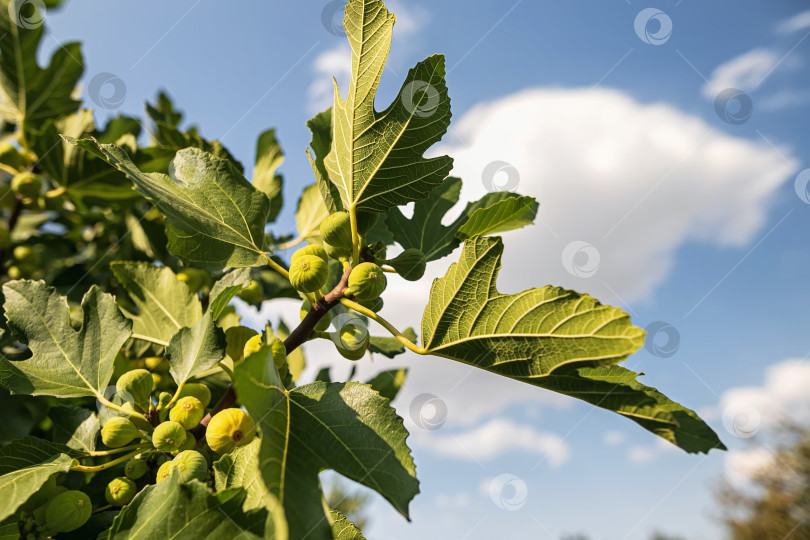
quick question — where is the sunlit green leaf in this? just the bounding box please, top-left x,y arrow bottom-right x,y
0,280 -> 131,399
456,195 -> 538,239
422,236 -> 724,453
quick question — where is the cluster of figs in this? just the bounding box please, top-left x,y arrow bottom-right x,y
288,211 -> 426,360
18,369 -> 256,536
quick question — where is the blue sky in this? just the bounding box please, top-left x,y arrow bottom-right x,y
44,1 -> 810,538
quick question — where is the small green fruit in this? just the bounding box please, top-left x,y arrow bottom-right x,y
156,461 -> 172,483
44,490 -> 91,533
105,477 -> 137,506
0,141 -> 25,169
320,212 -> 353,250
243,334 -> 263,359
178,383 -> 212,408
300,299 -> 331,331
388,248 -> 426,281
205,408 -> 256,454
237,280 -> 264,304
101,417 -> 141,448
6,266 -> 22,280
116,368 -> 153,407
169,396 -> 204,430
10,172 -> 42,199
291,244 -> 328,263
346,262 -> 387,301
124,459 -> 148,480
12,245 -> 39,266
324,242 -> 352,261
335,321 -> 369,361
176,268 -> 211,292
157,391 -> 172,411
153,421 -> 187,452
171,450 -> 208,483
289,254 -> 328,293
144,356 -> 169,372
31,486 -> 67,524
174,431 -> 196,453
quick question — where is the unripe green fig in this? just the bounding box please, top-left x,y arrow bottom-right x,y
335,321 -> 369,361
0,227 -> 10,250
205,408 -> 256,454
105,477 -> 137,506
6,266 -> 22,280
21,476 -> 61,512
116,368 -> 153,407
12,245 -> 39,266
291,244 -> 328,263
144,356 -> 169,372
178,383 -> 212,408
289,254 -> 328,293
300,299 -> 332,331
157,391 -> 172,411
169,396 -> 204,430
153,421 -> 187,452
0,141 -> 25,169
320,212 -> 353,250
324,242 -> 352,261
387,248 -> 426,281
356,296 -> 384,313
174,431 -> 196,453
124,458 -> 148,480
346,262 -> 387,301
156,461 -> 172,483
10,172 -> 42,199
237,280 -> 263,304
44,490 -> 91,533
31,486 -> 67,525
170,450 -> 208,483
101,417 -> 141,448
176,268 -> 211,292
243,334 -> 263,359
355,211 -> 379,235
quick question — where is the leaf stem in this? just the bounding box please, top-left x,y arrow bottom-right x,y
380,266 -> 397,273
97,395 -> 151,426
340,298 -> 427,354
263,253 -> 289,279
71,448 -> 147,473
276,235 -> 306,251
349,207 -> 360,266
80,443 -> 149,458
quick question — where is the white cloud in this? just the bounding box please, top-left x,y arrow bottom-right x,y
307,44 -> 351,114
435,87 -> 797,304
603,430 -> 627,447
410,418 -> 570,465
713,359 -> 810,484
701,48 -> 779,98
724,447 -> 774,486
777,10 -> 810,34
307,1 -> 429,113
